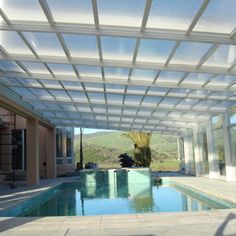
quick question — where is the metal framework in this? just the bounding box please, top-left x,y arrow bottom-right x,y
0,0 -> 236,134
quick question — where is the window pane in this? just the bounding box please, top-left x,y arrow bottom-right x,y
97,0 -> 146,27
63,34 -> 99,59
48,63 -> 76,76
137,39 -> 175,63
147,0 -> 203,30
170,42 -> 212,65
229,107 -> 236,125
21,62 -> 50,74
56,128 -> 62,157
47,0 -> 94,24
194,0 -> 236,34
156,71 -> 185,84
0,31 -> 33,55
76,65 -> 102,78
101,36 -> 136,61
130,69 -> 157,83
0,61 -> 24,73
104,67 -> 129,80
230,126 -> 236,161
1,0 -> 47,22
203,45 -> 236,68
23,32 -> 66,57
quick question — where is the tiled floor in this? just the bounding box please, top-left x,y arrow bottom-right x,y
0,175 -> 236,235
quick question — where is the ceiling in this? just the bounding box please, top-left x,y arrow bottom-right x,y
0,0 -> 236,135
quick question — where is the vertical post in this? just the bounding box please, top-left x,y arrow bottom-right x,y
26,118 -> 39,185
193,125 -> 201,177
223,112 -> 236,181
206,119 -> 220,178
183,135 -> 190,175
80,128 -> 84,169
46,127 -> 56,179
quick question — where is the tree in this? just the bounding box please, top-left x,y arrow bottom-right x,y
123,132 -> 152,167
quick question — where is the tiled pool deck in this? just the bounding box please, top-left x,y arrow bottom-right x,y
0,175 -> 236,236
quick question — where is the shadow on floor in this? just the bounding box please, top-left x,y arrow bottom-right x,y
215,213 -> 236,236
0,217 -> 39,232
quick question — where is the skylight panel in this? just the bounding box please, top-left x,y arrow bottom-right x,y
194,0 -> 236,34
104,67 -> 129,80
76,65 -> 102,78
130,69 -> 157,83
101,36 -> 136,61
63,34 -> 99,59
1,0 -> 47,22
0,61 -> 24,73
21,62 -> 50,74
137,39 -> 175,63
170,42 -> 212,66
203,45 -> 236,68
47,0 -> 94,24
147,0 -> 204,30
47,63 -> 76,76
0,31 -> 33,55
23,32 -> 66,57
97,0 -> 146,27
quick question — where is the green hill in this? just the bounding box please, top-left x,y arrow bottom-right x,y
74,131 -> 179,171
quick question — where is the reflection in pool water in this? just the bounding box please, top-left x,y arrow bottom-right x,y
24,180 -> 217,216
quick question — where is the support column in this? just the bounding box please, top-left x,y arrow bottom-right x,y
206,120 -> 220,178
183,136 -> 190,175
193,125 -> 201,177
26,118 -> 39,185
46,127 -> 56,179
223,112 -> 236,181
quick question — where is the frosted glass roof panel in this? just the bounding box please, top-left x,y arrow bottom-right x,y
142,96 -> 161,107
104,67 -> 129,80
97,0 -> 146,27
84,83 -> 104,92
0,61 -> 24,73
1,0 -> 47,22
63,34 -> 99,59
203,45 -> 236,68
48,63 -> 76,76
40,80 -> 62,89
147,0 -> 203,30
17,78 -> 41,87
68,91 -> 88,102
130,69 -> 158,82
126,85 -> 147,95
11,87 -> 37,99
0,77 -> 21,86
170,42 -> 212,66
0,31 -> 33,55
206,75 -> 236,88
62,81 -> 83,90
147,87 -> 169,96
194,0 -> 236,34
181,73 -> 213,87
21,62 -> 50,75
124,95 -> 142,105
49,90 -> 71,101
76,65 -> 102,78
157,71 -> 185,84
137,39 -> 175,63
47,0 -> 94,24
105,84 -> 125,93
101,37 -> 136,61
23,32 -> 66,57
30,88 -> 53,100
106,93 -> 123,104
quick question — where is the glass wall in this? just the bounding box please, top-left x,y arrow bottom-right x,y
56,128 -> 63,165
66,127 -> 73,164
211,115 -> 225,176
229,107 -> 236,166
197,128 -> 209,175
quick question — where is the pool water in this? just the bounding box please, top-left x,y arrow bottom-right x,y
24,182 -> 227,216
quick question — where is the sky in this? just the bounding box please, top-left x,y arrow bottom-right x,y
74,128 -> 114,135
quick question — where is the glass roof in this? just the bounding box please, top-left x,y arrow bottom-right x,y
0,0 -> 235,134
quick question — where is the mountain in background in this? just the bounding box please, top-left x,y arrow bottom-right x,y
74,131 -> 178,170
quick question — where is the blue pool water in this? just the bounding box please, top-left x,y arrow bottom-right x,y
23,182 -> 228,216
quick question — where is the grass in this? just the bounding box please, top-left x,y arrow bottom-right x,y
150,161 -> 179,171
